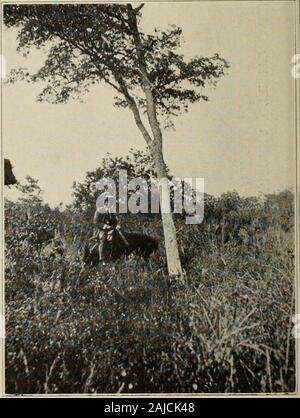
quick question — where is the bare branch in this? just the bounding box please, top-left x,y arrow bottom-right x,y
133,4 -> 145,15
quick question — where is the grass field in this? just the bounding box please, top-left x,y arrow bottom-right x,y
4,190 -> 295,394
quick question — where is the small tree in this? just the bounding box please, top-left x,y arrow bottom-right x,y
4,4 -> 229,276
16,175 -> 44,209
72,148 -> 158,215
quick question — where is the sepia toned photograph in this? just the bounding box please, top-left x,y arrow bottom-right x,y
1,1 -> 299,396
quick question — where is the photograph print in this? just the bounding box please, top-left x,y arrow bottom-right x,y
1,1 -> 299,395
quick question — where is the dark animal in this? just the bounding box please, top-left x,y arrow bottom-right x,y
83,230 -> 159,266
4,159 -> 17,186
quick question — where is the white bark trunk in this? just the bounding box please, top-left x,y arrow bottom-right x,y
153,150 -> 183,278
161,211 -> 183,277
125,5 -> 183,278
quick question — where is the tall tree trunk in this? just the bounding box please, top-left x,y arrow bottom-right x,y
126,4 -> 183,278
151,145 -> 183,278
127,95 -> 184,277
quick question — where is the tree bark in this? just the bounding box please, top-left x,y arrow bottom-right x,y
151,145 -> 183,277
125,4 -> 183,278
122,90 -> 183,277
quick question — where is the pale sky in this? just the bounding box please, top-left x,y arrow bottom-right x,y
3,1 -> 297,207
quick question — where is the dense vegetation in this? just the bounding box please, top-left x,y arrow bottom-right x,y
5,152 -> 295,394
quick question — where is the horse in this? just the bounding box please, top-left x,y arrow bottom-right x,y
83,229 -> 159,266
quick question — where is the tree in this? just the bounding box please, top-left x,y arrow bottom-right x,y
16,175 -> 44,209
72,148 -> 158,215
4,3 -> 229,277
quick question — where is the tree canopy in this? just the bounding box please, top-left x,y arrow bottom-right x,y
4,3 -> 229,129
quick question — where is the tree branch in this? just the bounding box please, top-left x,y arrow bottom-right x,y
133,4 -> 145,15
126,4 -> 163,150
114,74 -> 153,146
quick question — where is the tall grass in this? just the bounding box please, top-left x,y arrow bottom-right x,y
4,192 -> 295,394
